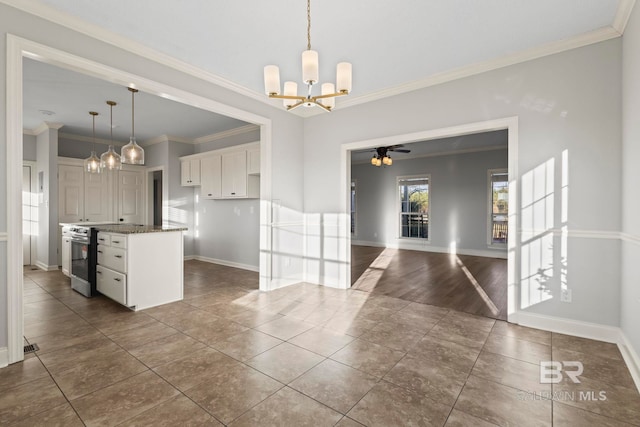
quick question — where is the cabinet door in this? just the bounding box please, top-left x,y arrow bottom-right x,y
61,236 -> 71,276
248,148 -> 260,175
181,159 -> 201,186
222,151 -> 247,197
58,165 -> 85,223
117,170 -> 144,224
201,155 -> 222,199
84,170 -> 110,222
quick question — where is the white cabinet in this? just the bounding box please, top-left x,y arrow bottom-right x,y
221,151 -> 248,198
59,164 -> 110,223
96,232 -> 127,306
61,231 -> 71,277
116,170 -> 144,224
248,148 -> 260,175
181,159 -> 201,186
201,155 -> 222,199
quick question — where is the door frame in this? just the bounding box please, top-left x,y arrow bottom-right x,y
340,117 -> 519,322
6,34 -> 273,365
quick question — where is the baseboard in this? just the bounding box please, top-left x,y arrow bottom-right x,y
192,256 -> 259,272
270,278 -> 304,290
0,347 -> 8,368
35,261 -> 59,272
351,240 -> 508,259
183,255 -> 196,261
516,311 -> 621,343
619,332 -> 640,393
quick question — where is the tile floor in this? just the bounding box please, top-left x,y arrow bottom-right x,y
2,261 -> 639,426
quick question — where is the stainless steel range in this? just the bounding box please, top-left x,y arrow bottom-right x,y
68,224 -> 119,297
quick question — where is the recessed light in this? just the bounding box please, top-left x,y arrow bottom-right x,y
38,109 -> 56,116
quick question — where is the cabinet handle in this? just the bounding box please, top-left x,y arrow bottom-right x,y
208,194 -> 212,196
114,278 -> 121,282
97,250 -> 103,254
231,192 -> 236,195
97,271 -> 102,274
113,241 -> 120,244
114,255 -> 122,259
98,238 -> 105,242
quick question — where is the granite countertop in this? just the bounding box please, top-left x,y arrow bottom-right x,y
94,224 -> 188,234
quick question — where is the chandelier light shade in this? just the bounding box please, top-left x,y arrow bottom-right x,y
121,87 -> 145,165
101,100 -> 122,171
84,111 -> 102,174
263,0 -> 352,112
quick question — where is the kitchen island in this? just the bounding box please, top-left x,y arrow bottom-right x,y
94,224 -> 186,311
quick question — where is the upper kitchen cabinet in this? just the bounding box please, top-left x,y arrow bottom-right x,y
184,142 -> 260,200
59,162 -> 110,223
181,158 -> 201,186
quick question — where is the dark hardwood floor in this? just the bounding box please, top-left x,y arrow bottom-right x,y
351,245 -> 508,320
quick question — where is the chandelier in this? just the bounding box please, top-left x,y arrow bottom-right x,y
121,87 -> 145,165
84,111 -> 101,174
100,100 -> 122,170
263,0 -> 352,112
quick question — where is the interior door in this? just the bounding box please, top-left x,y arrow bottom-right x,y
118,169 -> 144,224
22,165 -> 32,265
58,164 -> 85,223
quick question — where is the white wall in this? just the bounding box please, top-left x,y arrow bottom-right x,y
352,147 -> 508,256
621,5 -> 640,360
35,127 -> 58,269
304,39 -> 623,327
167,141 -> 195,256
23,134 -> 36,161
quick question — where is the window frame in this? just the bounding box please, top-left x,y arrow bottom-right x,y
487,168 -> 508,248
397,174 -> 431,241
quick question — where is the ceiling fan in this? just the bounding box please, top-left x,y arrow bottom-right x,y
370,145 -> 411,166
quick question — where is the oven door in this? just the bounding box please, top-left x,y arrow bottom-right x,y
70,238 -> 92,296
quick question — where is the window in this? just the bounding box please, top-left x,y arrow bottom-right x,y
489,169 -> 508,245
398,175 -> 430,239
350,179 -> 356,235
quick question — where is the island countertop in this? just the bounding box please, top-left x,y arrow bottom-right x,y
94,224 -> 188,234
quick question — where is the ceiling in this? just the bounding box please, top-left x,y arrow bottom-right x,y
15,0 -> 630,134
351,130 -> 508,163
23,58 -> 250,142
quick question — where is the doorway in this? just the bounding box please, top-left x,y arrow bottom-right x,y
146,167 -> 165,227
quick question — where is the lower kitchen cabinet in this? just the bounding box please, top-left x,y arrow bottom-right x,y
96,228 -> 184,310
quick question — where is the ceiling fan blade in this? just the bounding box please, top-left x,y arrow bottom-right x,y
390,149 -> 411,153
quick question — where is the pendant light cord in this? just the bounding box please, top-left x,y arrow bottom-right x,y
307,0 -> 311,51
131,89 -> 135,138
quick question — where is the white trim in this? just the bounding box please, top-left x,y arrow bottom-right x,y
183,255 -> 196,261
32,121 -> 63,135
145,166 -> 167,228
23,161 -> 38,266
179,141 -> 260,161
194,124 -> 260,144
351,240 -> 508,260
520,228 -> 622,240
0,0 -> 633,117
191,255 -> 259,273
58,132 -> 125,147
0,347 -> 8,368
0,233 -> 7,242
141,134 -> 192,147
516,311 -> 622,343
6,34 -> 274,368
621,232 -> 640,245
613,0 -> 637,34
619,332 -> 640,393
34,261 -> 59,272
341,117 -> 519,322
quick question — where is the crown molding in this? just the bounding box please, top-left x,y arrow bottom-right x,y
352,144 -> 507,165
613,0 -> 637,34
194,124 -> 260,144
332,26 -> 623,113
31,121 -> 64,135
1,0 -> 633,117
58,131 -> 125,147
0,0 -> 274,109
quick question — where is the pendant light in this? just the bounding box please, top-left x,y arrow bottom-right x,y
100,100 -> 122,170
84,111 -> 102,174
121,87 -> 145,165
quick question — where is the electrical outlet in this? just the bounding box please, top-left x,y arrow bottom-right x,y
561,289 -> 572,303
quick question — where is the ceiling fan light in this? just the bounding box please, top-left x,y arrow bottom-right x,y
383,156 -> 392,166
302,50 -> 319,84
375,158 -> 382,167
371,155 -> 377,166
321,83 -> 335,109
264,65 -> 281,95
283,81 -> 298,107
336,62 -> 352,93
